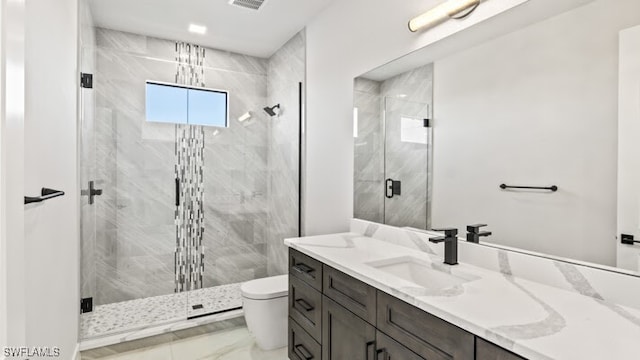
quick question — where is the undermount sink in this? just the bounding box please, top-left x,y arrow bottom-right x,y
366,256 -> 478,291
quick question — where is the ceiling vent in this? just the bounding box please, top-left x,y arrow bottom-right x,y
228,0 -> 266,10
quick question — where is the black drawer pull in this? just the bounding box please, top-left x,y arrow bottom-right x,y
376,349 -> 388,360
295,344 -> 313,360
292,263 -> 314,275
295,298 -> 314,312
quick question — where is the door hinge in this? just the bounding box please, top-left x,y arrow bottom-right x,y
80,73 -> 93,89
81,297 -> 93,313
423,118 -> 431,128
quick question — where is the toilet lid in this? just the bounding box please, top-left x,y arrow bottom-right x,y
241,275 -> 288,300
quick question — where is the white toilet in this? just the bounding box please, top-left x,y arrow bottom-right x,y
241,274 -> 289,350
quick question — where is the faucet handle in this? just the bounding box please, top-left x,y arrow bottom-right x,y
466,224 -> 488,233
432,228 -> 458,237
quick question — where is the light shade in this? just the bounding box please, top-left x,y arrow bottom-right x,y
408,0 -> 480,32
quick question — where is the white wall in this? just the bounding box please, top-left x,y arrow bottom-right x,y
432,0 -> 640,266
617,25 -> 640,271
304,0 -> 534,235
23,0 -> 80,358
1,0 -> 26,351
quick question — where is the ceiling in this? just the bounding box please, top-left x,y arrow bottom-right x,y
87,0 -> 335,58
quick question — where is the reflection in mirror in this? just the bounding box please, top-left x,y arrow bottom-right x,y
353,0 -> 640,274
354,65 -> 434,229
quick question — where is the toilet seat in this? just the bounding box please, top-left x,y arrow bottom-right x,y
241,274 -> 288,300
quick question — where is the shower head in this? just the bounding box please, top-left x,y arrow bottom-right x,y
263,104 -> 280,117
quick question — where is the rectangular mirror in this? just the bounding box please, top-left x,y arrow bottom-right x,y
353,0 -> 640,275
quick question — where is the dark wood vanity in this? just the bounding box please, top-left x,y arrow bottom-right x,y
287,248 -> 525,360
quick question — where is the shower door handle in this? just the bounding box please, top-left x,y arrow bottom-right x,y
175,178 -> 180,207
80,181 -> 102,205
385,179 -> 401,199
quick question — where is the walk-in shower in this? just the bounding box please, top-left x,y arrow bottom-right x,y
78,0 -> 305,341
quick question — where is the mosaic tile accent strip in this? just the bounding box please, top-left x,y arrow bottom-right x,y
81,283 -> 243,339
175,42 -> 206,292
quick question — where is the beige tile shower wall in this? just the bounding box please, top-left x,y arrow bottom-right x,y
266,30 -> 305,275
90,28 -> 271,305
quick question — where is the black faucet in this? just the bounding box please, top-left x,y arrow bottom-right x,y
466,224 -> 492,243
429,228 -> 458,265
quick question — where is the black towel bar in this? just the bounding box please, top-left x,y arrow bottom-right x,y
500,184 -> 558,192
24,188 -> 65,204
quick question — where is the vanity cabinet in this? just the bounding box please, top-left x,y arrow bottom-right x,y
288,248 -> 526,360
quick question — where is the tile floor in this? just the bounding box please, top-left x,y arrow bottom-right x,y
81,325 -> 288,360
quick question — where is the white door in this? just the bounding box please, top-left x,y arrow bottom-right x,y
617,25 -> 640,271
0,0 -> 27,349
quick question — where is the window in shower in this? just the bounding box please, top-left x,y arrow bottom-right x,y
145,81 -> 229,127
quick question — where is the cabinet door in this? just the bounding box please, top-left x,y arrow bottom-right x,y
476,338 -> 526,360
376,331 -> 425,360
322,295 -> 376,360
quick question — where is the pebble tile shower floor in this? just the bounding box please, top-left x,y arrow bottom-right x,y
81,283 -> 243,339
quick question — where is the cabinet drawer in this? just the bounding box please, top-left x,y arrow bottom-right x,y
290,275 -> 323,342
377,291 -> 474,360
476,338 -> 526,360
290,248 -> 323,291
322,265 -> 376,325
376,331 -> 425,360
289,317 -> 322,360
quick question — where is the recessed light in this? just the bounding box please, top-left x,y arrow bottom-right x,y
188,24 -> 207,35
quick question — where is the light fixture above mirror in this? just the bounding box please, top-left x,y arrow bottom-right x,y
408,0 -> 481,33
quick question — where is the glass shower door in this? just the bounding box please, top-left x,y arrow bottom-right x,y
79,41 -> 97,311
382,97 -> 432,229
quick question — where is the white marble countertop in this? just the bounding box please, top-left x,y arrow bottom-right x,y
285,233 -> 640,360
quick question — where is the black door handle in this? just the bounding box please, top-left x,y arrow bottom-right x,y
385,179 -> 401,198
24,188 -> 65,205
175,178 -> 180,207
81,181 -> 103,205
